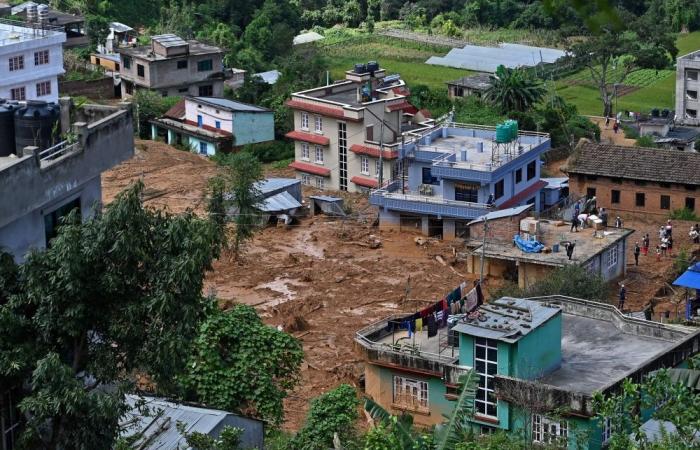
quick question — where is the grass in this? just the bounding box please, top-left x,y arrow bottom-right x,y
319,31 -> 471,89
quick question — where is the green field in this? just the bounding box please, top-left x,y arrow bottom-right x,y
320,32 -> 471,89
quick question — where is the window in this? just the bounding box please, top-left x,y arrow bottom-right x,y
198,85 -> 213,97
44,198 -> 80,246
494,179 -> 505,199
601,417 -> 612,444
366,124 -> 374,141
197,115 -> 203,127
686,109 -> 698,119
611,189 -> 620,204
136,64 -> 145,77
301,112 -> 309,130
361,156 -> 369,175
197,59 -> 213,72
301,174 -> 311,185
178,87 -> 189,94
392,376 -> 428,411
606,246 -> 618,269
8,55 -> 24,71
315,177 -> 324,189
526,160 -> 536,180
422,167 -> 439,186
314,116 -> 323,133
635,192 -> 645,207
125,81 -> 133,95
455,183 -> 479,203
314,145 -> 323,164
474,338 -> 498,418
688,90 -> 698,100
123,55 -> 131,69
177,59 -> 188,69
587,187 -> 597,199
34,50 -> 49,65
2,388 -> 21,450
338,122 -> 347,191
532,415 -> 568,445
375,160 -> 381,178
301,143 -> 310,160
687,197 -> 696,211
10,87 -> 25,101
215,120 -> 221,129
515,168 -> 522,184
660,195 -> 671,210
199,141 -> 207,154
688,70 -> 699,81
36,81 -> 51,97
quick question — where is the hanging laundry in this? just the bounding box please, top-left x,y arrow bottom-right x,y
447,287 -> 461,304
427,314 -> 437,337
475,282 -> 484,306
465,287 -> 479,312
459,281 -> 468,298
416,318 -> 423,332
441,298 -> 448,310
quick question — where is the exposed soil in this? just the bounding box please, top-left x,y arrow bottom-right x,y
103,141 -> 475,430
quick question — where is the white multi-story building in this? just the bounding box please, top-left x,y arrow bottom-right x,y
0,18 -> 65,103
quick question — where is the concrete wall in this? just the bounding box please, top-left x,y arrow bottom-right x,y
513,313 -> 562,379
185,99 -> 234,132
675,53 -> 700,126
59,77 -> 114,99
232,111 -> 274,146
469,210 -> 531,244
568,174 -> 699,216
0,105 -> 134,262
517,262 -> 554,289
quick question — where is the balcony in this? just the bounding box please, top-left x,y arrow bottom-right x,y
370,182 -> 492,220
355,315 -> 471,380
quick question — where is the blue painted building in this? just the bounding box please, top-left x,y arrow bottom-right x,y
370,123 -> 550,239
356,295 -> 700,449
150,96 -> 274,156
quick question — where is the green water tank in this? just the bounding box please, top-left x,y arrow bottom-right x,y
495,124 -> 510,143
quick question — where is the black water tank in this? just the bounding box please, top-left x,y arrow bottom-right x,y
354,63 -> 366,74
14,100 -> 60,155
0,100 -> 19,156
651,108 -> 660,117
367,60 -> 379,73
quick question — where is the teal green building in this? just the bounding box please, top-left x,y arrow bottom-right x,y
355,295 -> 700,449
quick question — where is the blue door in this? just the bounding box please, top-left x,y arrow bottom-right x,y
197,115 -> 203,127
199,142 -> 207,155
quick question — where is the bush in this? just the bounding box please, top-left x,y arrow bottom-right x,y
670,208 -> 700,221
491,265 -> 610,301
635,135 -> 657,147
621,124 -> 639,139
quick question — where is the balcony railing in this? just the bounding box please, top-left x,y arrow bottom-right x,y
38,140 -> 80,167
373,190 -> 490,210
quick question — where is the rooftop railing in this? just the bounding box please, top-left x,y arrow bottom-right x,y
38,140 -> 80,167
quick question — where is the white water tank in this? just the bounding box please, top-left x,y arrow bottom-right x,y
37,4 -> 49,24
27,3 -> 38,22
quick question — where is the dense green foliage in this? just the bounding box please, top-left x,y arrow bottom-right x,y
485,66 -> 547,113
133,91 -> 181,139
492,264 -> 610,302
0,182 -> 222,449
290,384 -> 360,450
182,424 -> 244,450
182,305 -> 303,425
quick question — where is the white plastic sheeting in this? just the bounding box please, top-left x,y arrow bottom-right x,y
426,43 -> 567,73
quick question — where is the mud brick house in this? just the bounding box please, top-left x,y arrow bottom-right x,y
355,295 -> 700,449
565,142 -> 700,216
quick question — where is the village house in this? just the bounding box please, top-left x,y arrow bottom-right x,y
565,141 -> 700,215
150,96 -> 274,156
675,49 -> 700,126
634,112 -> 700,152
355,295 -> 700,449
0,99 -> 134,262
0,17 -> 65,103
285,62 -> 432,192
10,2 -> 88,48
90,22 -> 138,72
118,34 -> 227,99
462,208 -> 632,289
446,73 -> 492,99
369,122 -> 551,240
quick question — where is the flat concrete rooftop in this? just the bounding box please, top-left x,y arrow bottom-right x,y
472,220 -> 634,267
541,313 -> 675,394
119,41 -> 222,60
0,21 -> 64,44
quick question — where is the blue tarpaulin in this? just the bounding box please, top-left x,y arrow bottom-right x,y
673,262 -> 700,290
513,234 -> 545,253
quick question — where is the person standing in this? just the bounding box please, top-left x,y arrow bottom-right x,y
570,216 -> 579,232
618,284 -> 626,310
613,121 -> 619,134
634,242 -> 640,266
600,207 -> 608,228
666,220 -> 673,238
574,201 -> 581,218
692,224 -> 700,244
642,233 -> 650,256
605,115 -> 611,128
661,237 -> 668,257
565,241 -> 576,260
615,216 -> 623,228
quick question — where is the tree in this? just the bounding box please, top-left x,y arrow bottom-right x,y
85,14 -> 110,50
217,151 -> 263,257
485,66 -> 547,113
181,305 -> 303,425
133,90 -> 181,138
0,182 -> 222,449
290,384 -> 360,450
182,425 -> 244,450
493,265 -> 610,302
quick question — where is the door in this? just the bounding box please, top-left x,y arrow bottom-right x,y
199,142 -> 207,155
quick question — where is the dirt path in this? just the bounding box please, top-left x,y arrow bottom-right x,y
587,116 -> 637,146
103,140 -> 474,430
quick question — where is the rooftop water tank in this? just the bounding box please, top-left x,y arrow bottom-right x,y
14,101 -> 61,155
367,61 -> 379,73
354,63 -> 366,74
0,100 -> 19,157
26,3 -> 38,23
37,4 -> 49,24
651,108 -> 660,117
495,124 -> 510,143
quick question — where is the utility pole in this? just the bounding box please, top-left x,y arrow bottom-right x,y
479,217 -> 488,284
379,120 -> 385,187
401,134 -> 406,194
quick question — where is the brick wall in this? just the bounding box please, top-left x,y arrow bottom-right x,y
469,210 -> 531,243
59,77 -> 115,100
568,174 -> 699,216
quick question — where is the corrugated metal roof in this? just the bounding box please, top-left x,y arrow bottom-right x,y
152,34 -> 188,47
541,177 -> 569,189
427,43 -> 566,73
110,22 -> 133,33
468,204 -> 533,225
293,31 -> 324,45
254,70 -> 281,84
192,97 -> 270,113
259,191 -> 302,212
257,178 -> 300,195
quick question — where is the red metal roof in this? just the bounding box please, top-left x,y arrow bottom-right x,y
289,161 -> 331,177
498,180 -> 547,209
351,176 -> 379,188
349,144 -> 399,160
391,86 -> 410,96
285,130 -> 330,146
419,108 -> 432,118
183,119 -> 232,136
286,99 -> 357,121
164,99 -> 186,120
386,100 -> 412,112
